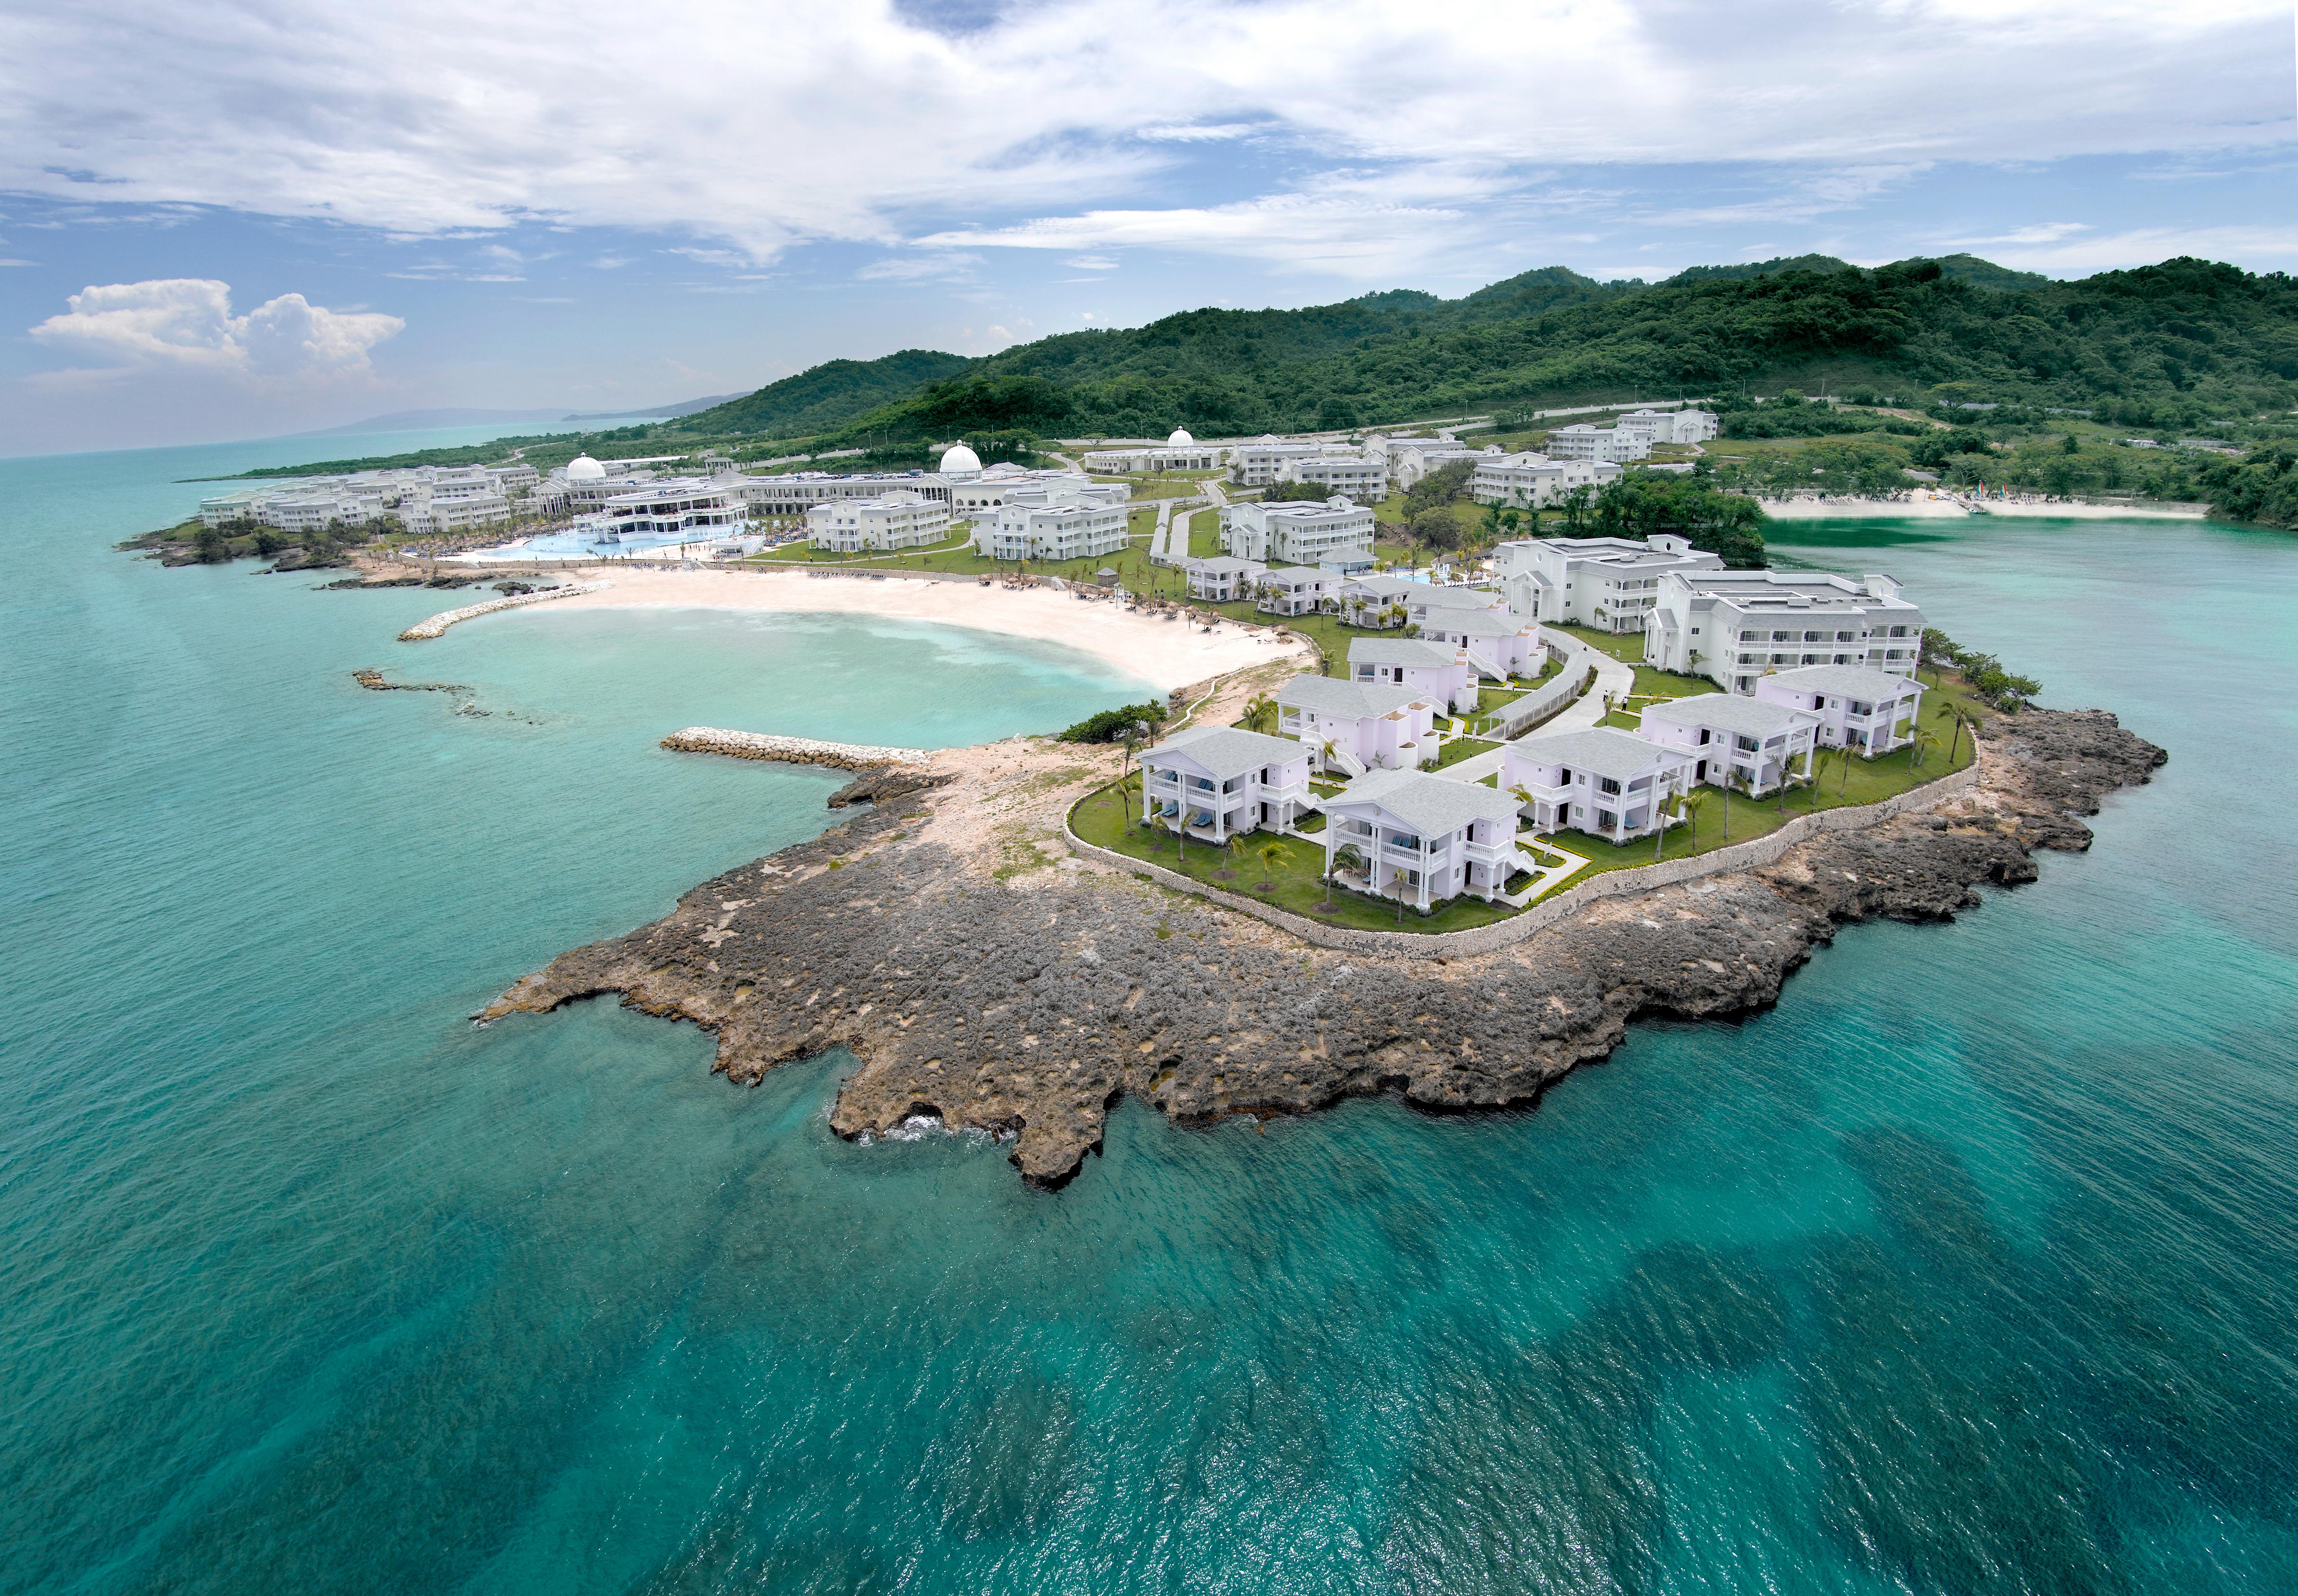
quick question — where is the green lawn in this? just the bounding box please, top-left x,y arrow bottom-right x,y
1069,784 -> 1522,933
1432,734 -> 1499,770
1474,685 -> 1527,715
1554,624 -> 1646,663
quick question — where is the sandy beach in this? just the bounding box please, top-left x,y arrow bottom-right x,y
511,566 -> 1313,691
1760,489 -> 2207,522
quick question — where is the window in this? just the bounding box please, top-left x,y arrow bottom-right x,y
1598,776 -> 1622,796
1735,734 -> 1760,753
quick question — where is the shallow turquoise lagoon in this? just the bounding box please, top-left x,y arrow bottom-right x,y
3,448 -> 2295,1595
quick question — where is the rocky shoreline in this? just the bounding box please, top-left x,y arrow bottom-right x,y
480,707 -> 2165,1188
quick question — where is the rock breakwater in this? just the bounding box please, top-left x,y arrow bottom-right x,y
661,728 -> 930,771
397,579 -> 610,641
483,708 -> 2164,1189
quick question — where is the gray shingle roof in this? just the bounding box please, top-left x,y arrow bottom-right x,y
1348,638 -> 1461,667
1430,608 -> 1533,638
1142,724 -> 1303,781
1759,665 -> 1925,698
1327,768 -> 1520,836
1182,555 -> 1265,576
1638,694 -> 1812,736
1276,674 -> 1432,719
1413,584 -> 1508,611
1505,727 -> 1688,783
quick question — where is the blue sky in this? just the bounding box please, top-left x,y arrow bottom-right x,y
1,0 -> 2292,455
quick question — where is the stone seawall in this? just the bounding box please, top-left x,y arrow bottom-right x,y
397,580 -> 610,640
661,727 -> 930,771
1066,762 -> 1982,960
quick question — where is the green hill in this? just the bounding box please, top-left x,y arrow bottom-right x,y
675,349 -> 971,438
1663,255 -> 1855,286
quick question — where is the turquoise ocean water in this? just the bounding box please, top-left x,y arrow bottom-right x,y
3,438 -> 2295,1593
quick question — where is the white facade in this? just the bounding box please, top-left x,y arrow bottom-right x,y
1080,427 -> 1227,473
806,489 -> 951,553
976,483 -> 1131,561
1254,567 -> 1333,617
1470,451 -> 1624,506
1544,424 -> 1651,464
1754,666 -> 1925,755
1645,570 -> 1925,692
1616,408 -> 1719,445
1501,728 -> 1697,843
1493,534 -> 1725,630
1274,448 -> 1388,500
1228,436 -> 1330,486
1347,637 -> 1478,713
1416,608 -> 1544,678
1636,694 -> 1818,795
1180,556 -> 1266,602
1140,726 -> 1314,843
1275,674 -> 1439,775
1320,768 -> 1530,909
1372,435 -> 1502,492
1221,497 -> 1376,565
573,477 -> 745,546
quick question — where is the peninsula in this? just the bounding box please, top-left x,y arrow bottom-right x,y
480,669 -> 2163,1188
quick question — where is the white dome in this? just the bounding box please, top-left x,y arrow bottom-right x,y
1166,427 -> 1195,447
939,442 -> 982,475
566,454 -> 605,482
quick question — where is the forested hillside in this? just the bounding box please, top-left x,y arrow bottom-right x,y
672,256 -> 2298,453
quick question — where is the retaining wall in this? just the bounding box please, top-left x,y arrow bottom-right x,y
1066,761 -> 1980,960
662,728 -> 930,770
396,579 -> 610,640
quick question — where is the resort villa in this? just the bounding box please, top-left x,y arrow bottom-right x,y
1348,638 -> 1479,713
1139,726 -> 1314,843
1500,729 -> 1697,843
805,489 -> 950,553
1220,497 -> 1377,566
1255,567 -> 1335,617
1644,569 -> 1926,692
1755,666 -> 1927,755
1080,428 -> 1227,473
1372,435 -> 1502,492
1275,675 -> 1441,775
1320,769 -> 1532,910
1493,534 -> 1724,630
1637,695 -> 1819,795
1228,438 -> 1387,496
974,481 -> 1132,562
1180,556 -> 1266,602
1416,607 -> 1544,678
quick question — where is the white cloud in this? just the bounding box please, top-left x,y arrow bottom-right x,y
856,252 -> 980,281
1924,223 -> 2298,274
28,278 -> 403,376
1062,255 -> 1118,270
1946,221 -> 2093,246
0,0 -> 2281,278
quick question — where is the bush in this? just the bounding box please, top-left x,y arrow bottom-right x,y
1057,701 -> 1170,743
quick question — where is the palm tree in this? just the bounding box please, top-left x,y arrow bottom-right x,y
1941,701 -> 1978,766
1839,740 -> 1857,797
1257,840 -> 1285,890
1118,730 -> 1141,830
1653,790 -> 1678,859
1149,812 -> 1172,853
1677,786 -> 1712,846
1328,842 -> 1365,908
1240,693 -> 1278,734
1224,833 -> 1248,879
1321,739 -> 1339,776
1908,726 -> 1940,771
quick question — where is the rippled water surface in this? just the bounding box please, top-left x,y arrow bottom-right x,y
4,448 -> 2295,1596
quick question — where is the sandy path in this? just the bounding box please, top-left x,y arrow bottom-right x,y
514,567 -> 1312,692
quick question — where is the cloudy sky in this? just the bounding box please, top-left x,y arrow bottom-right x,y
0,0 -> 2291,454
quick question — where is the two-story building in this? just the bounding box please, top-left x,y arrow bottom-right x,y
1645,569 -> 1925,692
1416,607 -> 1545,678
1347,637 -> 1479,713
1255,567 -> 1333,617
1220,496 -> 1376,565
1179,555 -> 1266,602
1753,665 -> 1925,755
975,483 -> 1131,562
1501,728 -> 1697,843
1320,768 -> 1531,910
1493,534 -> 1725,629
1138,726 -> 1314,843
1470,451 -> 1624,506
1275,674 -> 1440,775
1636,694 -> 1819,795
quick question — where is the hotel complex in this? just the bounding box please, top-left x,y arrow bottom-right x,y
1643,569 -> 1926,691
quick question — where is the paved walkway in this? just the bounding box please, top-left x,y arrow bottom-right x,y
1429,630 -> 1636,787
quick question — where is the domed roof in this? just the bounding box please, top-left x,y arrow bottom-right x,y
939,442 -> 982,475
566,454 -> 605,482
1167,427 -> 1195,447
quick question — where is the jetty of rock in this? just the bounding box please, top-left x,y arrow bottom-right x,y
661,728 -> 930,771
397,579 -> 609,641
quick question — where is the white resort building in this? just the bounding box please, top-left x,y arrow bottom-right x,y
1636,695 -> 1819,795
975,481 -> 1131,562
1139,726 -> 1314,843
805,489 -> 951,553
1494,534 -> 1725,630
1372,435 -> 1502,491
1275,675 -> 1439,776
1080,429 -> 1227,473
1347,637 -> 1478,713
1644,570 -> 1926,691
1545,424 -> 1652,464
1321,769 -> 1531,910
1180,556 -> 1266,602
1416,608 -> 1544,678
1617,408 -> 1720,445
1501,728 -> 1697,843
1220,497 -> 1376,566
1754,666 -> 1926,755
1255,567 -> 1334,617
1470,452 -> 1624,507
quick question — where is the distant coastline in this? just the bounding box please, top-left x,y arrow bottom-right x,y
1758,489 -> 2208,522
